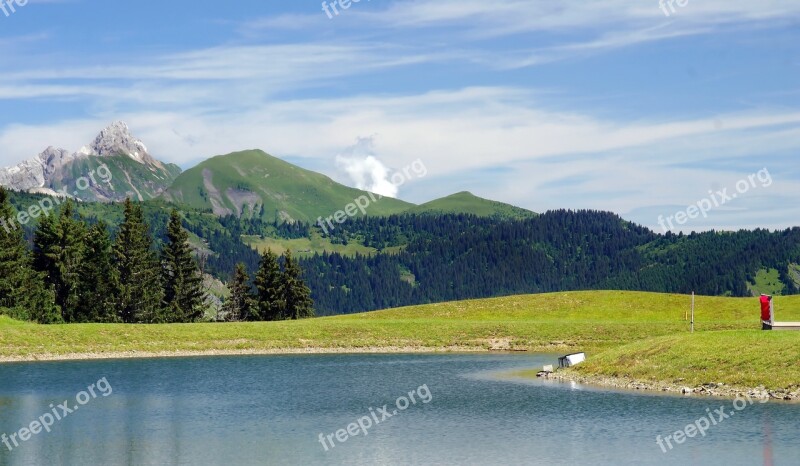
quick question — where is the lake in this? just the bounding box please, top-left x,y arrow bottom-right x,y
0,353 -> 797,465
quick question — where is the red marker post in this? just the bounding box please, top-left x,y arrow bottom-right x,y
760,294 -> 773,330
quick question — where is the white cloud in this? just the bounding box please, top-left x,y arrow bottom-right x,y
367,0 -> 800,32
1,0 -> 799,231
0,43 -> 444,104
352,0 -> 800,67
2,88 -> 799,206
335,137 -> 399,198
231,1 -> 800,74
239,14 -> 324,33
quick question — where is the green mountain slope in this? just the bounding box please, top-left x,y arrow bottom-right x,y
50,154 -> 181,202
408,191 -> 536,219
160,150 -> 412,223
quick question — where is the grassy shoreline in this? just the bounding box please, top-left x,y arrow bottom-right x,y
3,291 -> 799,399
517,329 -> 800,401
0,346 -> 492,363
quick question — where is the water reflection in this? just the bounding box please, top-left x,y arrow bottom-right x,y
0,354 -> 797,466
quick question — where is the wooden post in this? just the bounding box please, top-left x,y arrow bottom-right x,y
691,292 -> 695,333
770,297 -> 775,325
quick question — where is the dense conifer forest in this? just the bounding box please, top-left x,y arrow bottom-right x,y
2,189 -> 798,320
302,211 -> 800,315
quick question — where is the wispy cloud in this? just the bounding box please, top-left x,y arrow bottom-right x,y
1,0 -> 799,232
3,86 -> 799,172
0,32 -> 49,47
1,43 -> 435,82
239,14 -> 324,33
0,43 -> 453,115
365,0 -> 800,33
236,1 -> 800,71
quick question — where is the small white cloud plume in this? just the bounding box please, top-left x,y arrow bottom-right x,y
335,136 -> 399,198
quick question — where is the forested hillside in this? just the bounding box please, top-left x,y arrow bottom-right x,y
0,189 -> 314,324
4,190 -> 799,318
302,211 -> 800,314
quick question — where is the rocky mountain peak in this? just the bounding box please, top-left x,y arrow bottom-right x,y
0,121 -> 181,202
81,120 -> 154,164
39,146 -> 76,174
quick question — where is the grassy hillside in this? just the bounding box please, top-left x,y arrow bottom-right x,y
242,231 -> 380,258
748,267 -> 786,296
408,191 -> 536,219
3,291 -> 798,358
5,291 -> 799,391
4,290 -> 800,393
161,150 -> 412,223
569,330 -> 800,390
791,264 -> 800,288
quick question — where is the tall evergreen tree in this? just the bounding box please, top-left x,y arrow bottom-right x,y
32,209 -> 58,278
221,263 -> 253,322
0,187 -> 59,323
253,248 -> 283,320
161,209 -> 205,322
114,198 -> 164,323
76,221 -> 120,322
280,250 -> 315,320
33,200 -> 86,322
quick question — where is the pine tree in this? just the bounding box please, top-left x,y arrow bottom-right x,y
114,198 -> 164,323
280,250 -> 315,320
221,263 -> 253,322
33,200 -> 86,322
161,209 -> 205,323
76,221 -> 120,322
253,248 -> 283,320
0,187 -> 59,323
33,209 -> 58,278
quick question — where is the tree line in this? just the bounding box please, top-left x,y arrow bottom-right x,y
0,188 -> 314,323
4,186 -> 797,319
303,211 -> 800,315
221,249 -> 314,322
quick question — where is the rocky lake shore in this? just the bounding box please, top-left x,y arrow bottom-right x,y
539,369 -> 800,401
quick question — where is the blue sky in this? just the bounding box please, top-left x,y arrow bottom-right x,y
1,0 -> 799,231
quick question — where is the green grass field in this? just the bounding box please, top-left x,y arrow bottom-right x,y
2,291 -> 798,390
747,267 -> 786,296
241,233 -> 379,258
568,330 -> 800,390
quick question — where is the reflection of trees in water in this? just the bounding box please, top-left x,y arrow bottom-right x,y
763,412 -> 773,466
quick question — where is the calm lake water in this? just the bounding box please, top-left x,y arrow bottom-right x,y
0,353 -> 797,465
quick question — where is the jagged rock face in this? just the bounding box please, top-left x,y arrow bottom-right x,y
41,147 -> 78,177
0,156 -> 46,192
82,121 -> 158,165
0,121 -> 181,202
0,147 -> 76,193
